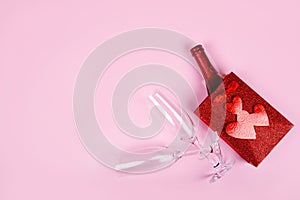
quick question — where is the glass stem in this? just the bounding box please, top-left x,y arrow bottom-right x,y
205,142 -> 223,169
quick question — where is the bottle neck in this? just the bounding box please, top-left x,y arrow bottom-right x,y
191,45 -> 223,94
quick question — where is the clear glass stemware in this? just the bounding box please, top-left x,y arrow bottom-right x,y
148,92 -> 234,183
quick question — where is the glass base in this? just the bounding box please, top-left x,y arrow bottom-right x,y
209,160 -> 235,183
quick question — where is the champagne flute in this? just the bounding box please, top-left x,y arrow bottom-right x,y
149,92 -> 234,183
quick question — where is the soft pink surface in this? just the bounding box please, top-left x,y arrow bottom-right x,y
1,0 -> 299,199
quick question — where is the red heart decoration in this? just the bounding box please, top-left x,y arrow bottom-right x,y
225,96 -> 242,114
213,81 -> 239,103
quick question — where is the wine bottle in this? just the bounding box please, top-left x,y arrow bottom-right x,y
190,45 -> 223,94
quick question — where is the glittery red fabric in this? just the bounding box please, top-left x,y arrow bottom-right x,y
195,72 -> 294,167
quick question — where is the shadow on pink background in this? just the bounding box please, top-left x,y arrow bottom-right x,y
1,0 -> 299,199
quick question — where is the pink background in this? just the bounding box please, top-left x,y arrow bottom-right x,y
1,0 -> 300,199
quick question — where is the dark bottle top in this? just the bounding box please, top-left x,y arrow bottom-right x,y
190,45 -> 223,94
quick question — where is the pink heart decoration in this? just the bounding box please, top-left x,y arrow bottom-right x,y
225,96 -> 269,139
